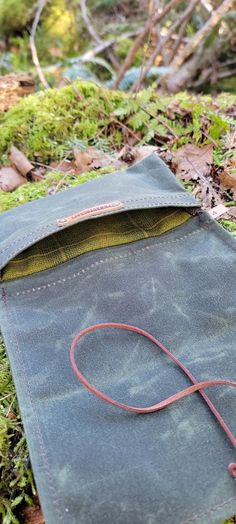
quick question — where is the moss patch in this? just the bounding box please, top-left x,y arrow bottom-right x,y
0,81 -> 235,165
0,167 -> 113,213
0,0 -> 34,36
0,82 -> 125,163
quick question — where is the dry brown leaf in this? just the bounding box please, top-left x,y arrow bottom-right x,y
21,502 -> 45,524
219,170 -> 236,190
73,147 -> 124,173
223,131 -> 236,150
130,146 -> 158,164
0,167 -> 27,192
116,145 -> 158,164
208,204 -> 228,219
50,160 -> 76,173
227,206 -> 236,219
174,144 -> 213,181
167,100 -> 191,119
209,205 -> 236,220
73,149 -> 94,172
30,167 -> 46,182
10,145 -> 34,177
192,183 -> 214,210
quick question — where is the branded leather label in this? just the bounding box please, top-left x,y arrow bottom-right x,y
57,201 -> 124,227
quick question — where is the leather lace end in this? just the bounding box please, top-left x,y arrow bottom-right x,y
228,463 -> 236,478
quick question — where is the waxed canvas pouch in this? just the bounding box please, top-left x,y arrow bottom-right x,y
0,153 -> 235,524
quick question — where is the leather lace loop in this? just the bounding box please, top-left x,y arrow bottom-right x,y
70,322 -> 236,478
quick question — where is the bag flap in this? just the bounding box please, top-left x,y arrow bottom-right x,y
0,153 -> 199,271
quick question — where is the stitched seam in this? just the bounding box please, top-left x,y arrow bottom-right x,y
0,224 -> 55,258
180,496 -> 236,523
7,228 -> 202,297
1,289 -> 64,523
125,196 -> 194,203
0,196 -> 197,257
1,205 -> 189,265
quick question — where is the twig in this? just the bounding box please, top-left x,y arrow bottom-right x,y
0,392 -> 15,402
163,43 -> 204,91
112,119 -> 141,142
169,0 -> 233,71
81,0 -> 100,44
29,0 -> 49,89
201,130 -> 218,148
141,105 -> 179,139
132,10 -> 154,95
80,34 -> 136,62
152,0 -> 169,66
166,16 -> 190,64
217,68 -> 236,79
131,0 -> 199,92
80,0 -> 120,71
6,395 -> 16,417
112,0 -> 182,89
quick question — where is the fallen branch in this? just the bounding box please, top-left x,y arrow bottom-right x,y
131,0 -> 199,92
163,45 -> 204,92
168,0 -> 233,71
150,0 -> 169,66
112,0 -> 182,89
81,0 -> 100,44
29,0 -> 49,89
80,30 -> 140,62
81,0 -> 120,71
166,15 -> 190,64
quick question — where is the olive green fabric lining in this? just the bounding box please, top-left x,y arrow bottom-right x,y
2,208 -> 191,281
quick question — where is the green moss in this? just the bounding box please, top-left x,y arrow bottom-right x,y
0,0 -> 35,37
0,337 -> 36,524
0,81 -> 235,166
0,81 -> 126,162
0,167 -> 113,213
219,219 -> 236,236
0,0 -> 80,61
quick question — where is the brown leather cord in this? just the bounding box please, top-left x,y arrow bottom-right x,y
70,323 -> 236,478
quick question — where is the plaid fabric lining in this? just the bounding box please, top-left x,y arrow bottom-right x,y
2,208 -> 190,281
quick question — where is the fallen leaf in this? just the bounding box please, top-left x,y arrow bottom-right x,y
10,145 -> 34,177
7,411 -> 17,420
167,99 -> 191,119
226,206 -> 236,219
174,144 -> 213,181
208,204 -> 236,221
129,146 -> 158,164
223,131 -> 236,150
73,149 -> 95,172
30,167 -> 46,182
0,167 -> 27,192
21,499 -> 45,524
192,183 -> 214,210
219,170 -> 236,190
208,204 -> 228,219
73,147 -> 124,173
50,160 -> 76,173
115,145 -> 133,162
